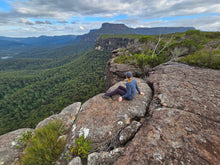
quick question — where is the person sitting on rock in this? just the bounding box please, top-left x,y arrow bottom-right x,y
102,72 -> 144,102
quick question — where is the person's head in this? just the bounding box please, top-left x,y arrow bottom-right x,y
125,72 -> 132,79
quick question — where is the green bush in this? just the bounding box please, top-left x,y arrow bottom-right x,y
179,50 -> 220,69
114,53 -> 169,68
71,135 -> 92,159
139,36 -> 155,43
137,54 -> 169,68
186,30 -> 201,36
114,31 -> 220,69
20,120 -> 66,165
17,130 -> 33,148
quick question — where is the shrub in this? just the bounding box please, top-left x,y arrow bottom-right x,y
17,130 -> 33,148
20,120 -> 66,165
186,30 -> 201,36
71,135 -> 92,159
139,36 -> 154,43
204,32 -> 220,39
179,50 -> 220,69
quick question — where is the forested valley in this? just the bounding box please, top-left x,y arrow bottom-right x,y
0,49 -> 111,135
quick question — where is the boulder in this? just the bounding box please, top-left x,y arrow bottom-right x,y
0,128 -> 33,165
115,62 -> 220,165
68,157 -> 82,165
70,78 -> 152,151
119,121 -> 142,145
105,58 -> 144,89
87,148 -> 125,165
36,102 -> 81,130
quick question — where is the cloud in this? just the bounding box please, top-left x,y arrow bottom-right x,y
35,20 -> 52,24
0,0 -> 219,36
79,26 -> 85,30
57,20 -> 68,24
8,0 -> 219,19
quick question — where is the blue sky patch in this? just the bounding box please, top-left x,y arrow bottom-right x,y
0,0 -> 11,12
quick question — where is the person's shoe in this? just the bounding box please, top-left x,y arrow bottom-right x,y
102,94 -> 110,99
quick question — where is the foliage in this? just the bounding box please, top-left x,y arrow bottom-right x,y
114,31 -> 220,69
17,130 -> 33,148
0,50 -> 111,135
114,53 -> 169,68
0,54 -> 81,71
139,35 -> 155,43
64,150 -> 72,161
179,50 -> 220,69
71,135 -> 92,159
20,120 -> 66,165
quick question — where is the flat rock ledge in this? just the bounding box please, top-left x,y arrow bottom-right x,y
115,62 -> 220,165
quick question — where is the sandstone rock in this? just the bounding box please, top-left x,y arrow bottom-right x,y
115,62 -> 220,165
94,37 -> 137,51
119,121 -> 142,145
87,148 -> 125,165
60,102 -> 81,115
0,128 -> 33,165
70,78 -> 152,151
105,58 -> 144,89
68,156 -> 82,165
36,102 -> 81,130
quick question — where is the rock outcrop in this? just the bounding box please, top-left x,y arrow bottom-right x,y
0,102 -> 82,165
0,128 -> 33,165
36,102 -> 81,130
56,78 -> 152,164
95,38 -> 137,51
87,147 -> 125,165
105,49 -> 145,89
115,62 -> 220,165
70,78 -> 152,151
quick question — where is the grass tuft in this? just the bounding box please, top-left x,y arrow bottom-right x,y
20,120 -> 66,165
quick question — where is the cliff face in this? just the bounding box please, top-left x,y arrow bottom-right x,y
95,37 -> 137,51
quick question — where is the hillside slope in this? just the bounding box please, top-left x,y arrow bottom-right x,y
0,50 -> 111,135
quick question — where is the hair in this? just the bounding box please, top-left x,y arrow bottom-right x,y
127,77 -> 132,83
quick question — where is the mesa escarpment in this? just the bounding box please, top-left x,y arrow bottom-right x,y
0,34 -> 220,165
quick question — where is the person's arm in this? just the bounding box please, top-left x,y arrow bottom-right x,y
136,81 -> 141,94
136,81 -> 145,95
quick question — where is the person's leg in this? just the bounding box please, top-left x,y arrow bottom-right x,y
105,86 -> 126,97
118,86 -> 127,92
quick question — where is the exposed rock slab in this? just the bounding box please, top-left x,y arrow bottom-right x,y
68,156 -> 82,165
0,128 -> 33,165
70,78 -> 152,151
119,121 -> 141,145
88,147 -> 125,165
115,62 -> 220,165
36,102 -> 81,130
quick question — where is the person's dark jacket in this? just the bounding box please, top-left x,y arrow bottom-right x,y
122,78 -> 140,100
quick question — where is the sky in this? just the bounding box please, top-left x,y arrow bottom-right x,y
0,0 -> 220,37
